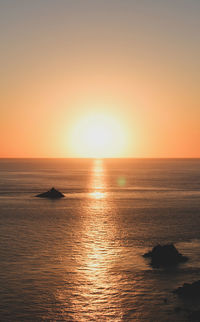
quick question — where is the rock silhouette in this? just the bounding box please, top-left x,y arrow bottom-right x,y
174,280 -> 200,298
36,187 -> 64,199
143,244 -> 188,267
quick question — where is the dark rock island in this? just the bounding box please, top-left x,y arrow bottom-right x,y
174,280 -> 200,298
36,187 -> 65,199
143,243 -> 188,268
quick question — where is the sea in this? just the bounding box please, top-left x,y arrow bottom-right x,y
0,158 -> 200,321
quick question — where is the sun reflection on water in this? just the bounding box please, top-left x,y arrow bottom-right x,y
55,159 -> 123,321
74,159 -> 122,320
89,159 -> 107,200
85,159 -> 110,272
75,159 -> 123,319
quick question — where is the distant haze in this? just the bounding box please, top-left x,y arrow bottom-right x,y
0,0 -> 200,157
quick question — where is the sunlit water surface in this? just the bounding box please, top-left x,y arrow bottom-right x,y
0,158 -> 200,321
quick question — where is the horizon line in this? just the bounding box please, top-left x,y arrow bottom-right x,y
0,157 -> 200,160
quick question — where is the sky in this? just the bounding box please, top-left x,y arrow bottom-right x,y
0,0 -> 200,157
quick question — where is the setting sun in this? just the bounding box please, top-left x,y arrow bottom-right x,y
70,114 -> 126,158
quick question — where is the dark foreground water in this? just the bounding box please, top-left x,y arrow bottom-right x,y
0,158 -> 200,321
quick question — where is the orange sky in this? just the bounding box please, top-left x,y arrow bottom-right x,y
1,0 -> 200,157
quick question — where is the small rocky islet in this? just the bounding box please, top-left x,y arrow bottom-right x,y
143,243 -> 188,268
35,187 -> 65,199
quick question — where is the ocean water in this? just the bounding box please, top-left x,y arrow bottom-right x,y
0,158 -> 200,321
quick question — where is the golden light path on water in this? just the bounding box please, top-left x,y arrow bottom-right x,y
55,159 -> 125,321
89,159 -> 107,200
76,159 -> 123,320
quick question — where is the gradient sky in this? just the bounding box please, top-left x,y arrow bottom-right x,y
1,0 -> 200,157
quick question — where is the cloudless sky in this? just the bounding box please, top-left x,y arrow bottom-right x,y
0,0 -> 200,157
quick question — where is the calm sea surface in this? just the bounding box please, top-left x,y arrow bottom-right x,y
0,158 -> 200,321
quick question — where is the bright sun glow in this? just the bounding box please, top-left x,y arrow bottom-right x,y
70,114 -> 126,158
